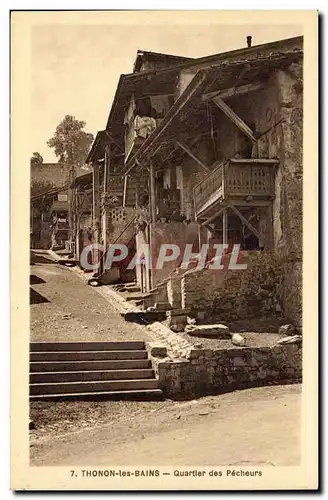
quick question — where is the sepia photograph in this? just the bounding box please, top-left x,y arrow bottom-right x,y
11,10 -> 318,491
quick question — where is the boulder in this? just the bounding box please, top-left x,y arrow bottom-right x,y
231,333 -> 247,347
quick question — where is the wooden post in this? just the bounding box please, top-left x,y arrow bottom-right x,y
92,162 -> 99,227
135,174 -> 140,209
92,162 -> 101,273
103,146 -> 110,257
149,160 -> 157,290
68,164 -> 75,251
223,208 -> 228,250
149,160 -> 156,224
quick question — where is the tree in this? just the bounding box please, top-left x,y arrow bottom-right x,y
47,115 -> 94,166
30,152 -> 43,165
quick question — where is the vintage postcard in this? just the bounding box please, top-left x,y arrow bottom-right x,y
11,10 -> 318,491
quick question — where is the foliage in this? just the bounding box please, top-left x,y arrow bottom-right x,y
31,179 -> 54,198
30,152 -> 43,165
47,115 -> 94,165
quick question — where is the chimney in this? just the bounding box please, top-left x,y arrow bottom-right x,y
246,36 -> 252,48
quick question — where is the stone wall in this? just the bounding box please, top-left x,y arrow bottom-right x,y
163,251 -> 285,324
157,344 -> 302,398
212,251 -> 284,322
181,267 -> 225,312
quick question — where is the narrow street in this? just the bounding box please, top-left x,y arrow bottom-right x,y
30,251 -> 152,343
30,251 -> 301,467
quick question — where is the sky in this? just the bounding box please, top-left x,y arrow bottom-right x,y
30,21 -> 303,162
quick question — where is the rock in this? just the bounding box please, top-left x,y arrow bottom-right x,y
277,335 -> 302,345
187,316 -> 196,325
231,333 -> 247,347
148,344 -> 167,358
279,324 -> 295,336
185,324 -> 230,338
170,324 -> 186,333
82,326 -> 88,329
198,411 -> 210,416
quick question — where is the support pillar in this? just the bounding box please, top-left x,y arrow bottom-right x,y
223,208 -> 228,249
92,162 -> 101,273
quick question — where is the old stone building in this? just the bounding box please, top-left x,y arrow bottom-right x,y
84,36 -> 303,327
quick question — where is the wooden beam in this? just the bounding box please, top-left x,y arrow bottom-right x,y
230,158 -> 279,164
228,204 -> 264,243
122,175 -> 128,208
202,83 -> 263,102
200,206 -> 226,226
176,141 -> 211,172
212,96 -> 257,144
105,131 -> 124,152
205,224 -> 221,239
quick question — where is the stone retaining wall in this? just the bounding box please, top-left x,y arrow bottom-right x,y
157,344 -> 302,398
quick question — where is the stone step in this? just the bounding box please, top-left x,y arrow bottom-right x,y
30,378 -> 159,395
30,388 -> 164,401
124,285 -> 141,293
30,341 -> 146,352
30,359 -> 152,372
30,369 -> 155,383
125,294 -> 152,301
30,350 -> 148,362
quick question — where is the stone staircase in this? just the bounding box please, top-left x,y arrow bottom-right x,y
29,341 -> 163,400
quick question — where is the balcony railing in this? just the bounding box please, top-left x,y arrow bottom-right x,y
193,159 -> 277,216
193,160 -> 226,216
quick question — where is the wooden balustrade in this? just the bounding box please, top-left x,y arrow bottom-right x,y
193,159 -> 276,216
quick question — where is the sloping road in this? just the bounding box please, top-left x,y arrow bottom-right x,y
31,384 -> 301,466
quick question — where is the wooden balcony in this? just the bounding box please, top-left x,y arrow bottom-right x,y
193,158 -> 278,219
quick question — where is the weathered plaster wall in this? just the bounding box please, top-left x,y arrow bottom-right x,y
150,221 -> 199,286
157,344 -> 302,397
104,207 -> 136,246
273,62 -> 303,325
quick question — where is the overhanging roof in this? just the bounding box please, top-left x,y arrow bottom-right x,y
105,36 -> 303,140
122,46 -> 303,174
